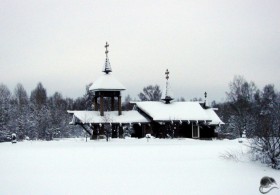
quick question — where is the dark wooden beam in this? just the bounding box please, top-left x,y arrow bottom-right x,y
95,91 -> 121,97
100,94 -> 104,116
118,96 -> 122,115
78,124 -> 92,136
111,96 -> 115,111
94,97 -> 98,111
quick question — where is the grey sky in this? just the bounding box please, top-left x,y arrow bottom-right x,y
1,0 -> 279,103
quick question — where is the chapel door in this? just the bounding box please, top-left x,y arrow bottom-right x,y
192,124 -> 200,138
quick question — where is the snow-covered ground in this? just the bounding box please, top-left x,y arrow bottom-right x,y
0,138 -> 279,195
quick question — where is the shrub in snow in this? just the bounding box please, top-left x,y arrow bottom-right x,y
250,137 -> 280,169
220,150 -> 246,162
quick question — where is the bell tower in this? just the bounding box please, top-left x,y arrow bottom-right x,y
89,42 -> 126,116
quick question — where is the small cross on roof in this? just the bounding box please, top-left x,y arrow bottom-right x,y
165,69 -> 169,80
105,42 -> 109,56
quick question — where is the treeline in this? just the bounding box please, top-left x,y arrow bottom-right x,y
0,82 -> 87,140
214,76 -> 280,168
1,76 -> 279,140
215,75 -> 280,138
0,82 -> 163,141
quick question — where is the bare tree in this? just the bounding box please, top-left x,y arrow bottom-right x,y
190,97 -> 202,102
122,95 -> 133,110
226,75 -> 257,137
226,75 -> 257,103
138,85 -> 162,101
84,83 -> 93,110
177,97 -> 185,102
14,83 -> 28,109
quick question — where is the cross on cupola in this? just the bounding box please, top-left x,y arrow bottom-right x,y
162,69 -> 174,104
103,42 -> 112,74
165,69 -> 169,80
105,42 -> 109,57
204,91 -> 209,108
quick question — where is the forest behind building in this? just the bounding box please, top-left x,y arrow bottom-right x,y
0,75 -> 279,141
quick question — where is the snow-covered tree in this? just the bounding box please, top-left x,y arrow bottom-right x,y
48,92 -> 70,139
226,75 -> 257,137
30,82 -> 51,140
13,83 -> 30,140
0,84 -> 12,137
0,82 -> 88,141
250,85 -> 280,169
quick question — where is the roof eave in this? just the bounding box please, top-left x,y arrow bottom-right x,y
90,88 -> 126,92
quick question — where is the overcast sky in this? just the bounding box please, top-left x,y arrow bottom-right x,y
1,0 -> 279,102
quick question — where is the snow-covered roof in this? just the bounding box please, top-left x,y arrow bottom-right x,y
89,74 -> 126,91
68,110 -> 149,124
135,101 -> 223,124
136,101 -> 209,121
204,108 -> 225,125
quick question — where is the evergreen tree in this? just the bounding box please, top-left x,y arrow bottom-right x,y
48,92 -> 69,139
13,83 -> 30,140
0,84 -> 11,137
30,82 -> 47,108
30,82 -> 50,140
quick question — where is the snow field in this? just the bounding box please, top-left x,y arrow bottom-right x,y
0,138 -> 279,195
